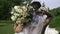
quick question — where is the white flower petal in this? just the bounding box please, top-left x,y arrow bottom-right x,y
11,11 -> 14,14
14,13 -> 20,16
14,6 -> 20,10
11,16 -> 17,21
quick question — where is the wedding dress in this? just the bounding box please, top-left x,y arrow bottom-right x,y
45,25 -> 59,34
27,15 -> 47,34
14,15 -> 47,34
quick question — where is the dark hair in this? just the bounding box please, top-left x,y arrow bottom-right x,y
31,1 -> 41,9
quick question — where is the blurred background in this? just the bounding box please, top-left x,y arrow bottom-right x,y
0,0 -> 60,34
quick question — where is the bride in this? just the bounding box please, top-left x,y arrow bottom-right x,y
13,0 -> 59,34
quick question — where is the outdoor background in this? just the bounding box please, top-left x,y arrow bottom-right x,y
0,0 -> 60,34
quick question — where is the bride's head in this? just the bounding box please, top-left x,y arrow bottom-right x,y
30,1 -> 41,11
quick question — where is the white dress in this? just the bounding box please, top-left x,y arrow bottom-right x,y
14,15 -> 47,34
29,15 -> 47,34
45,25 -> 59,34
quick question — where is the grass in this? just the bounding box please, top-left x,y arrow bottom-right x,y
0,20 -> 14,34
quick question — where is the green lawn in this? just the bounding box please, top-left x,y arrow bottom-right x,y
0,20 -> 14,34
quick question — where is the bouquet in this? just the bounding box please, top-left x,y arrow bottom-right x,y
11,6 -> 32,27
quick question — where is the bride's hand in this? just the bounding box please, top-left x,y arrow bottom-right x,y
14,23 -> 23,33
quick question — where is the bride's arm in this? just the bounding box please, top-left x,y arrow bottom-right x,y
45,12 -> 52,25
41,12 -> 52,34
44,18 -> 51,26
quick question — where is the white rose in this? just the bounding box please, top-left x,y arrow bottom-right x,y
14,13 -> 20,16
17,9 -> 23,13
11,15 -> 17,21
22,6 -> 27,11
14,6 -> 20,10
22,6 -> 26,9
11,11 -> 14,14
